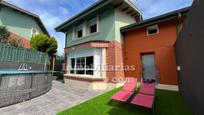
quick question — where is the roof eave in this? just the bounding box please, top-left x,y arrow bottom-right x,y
55,0 -> 142,32
0,1 -> 38,17
121,6 -> 191,33
124,0 -> 141,14
55,0 -> 109,32
0,0 -> 49,36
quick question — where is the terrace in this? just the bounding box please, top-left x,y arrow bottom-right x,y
1,0 -> 202,114
0,80 -> 192,115
0,81 -> 105,115
58,87 -> 192,115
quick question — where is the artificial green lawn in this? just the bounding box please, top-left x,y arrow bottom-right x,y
57,88 -> 192,115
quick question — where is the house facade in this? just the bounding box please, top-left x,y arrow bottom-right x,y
56,0 -> 141,90
56,0 -> 190,90
0,1 -> 48,48
121,7 -> 189,85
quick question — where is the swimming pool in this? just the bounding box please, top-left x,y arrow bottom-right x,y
0,70 -> 53,108
0,70 -> 53,74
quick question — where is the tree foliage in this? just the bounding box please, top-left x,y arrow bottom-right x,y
30,34 -> 58,56
0,26 -> 10,43
0,26 -> 24,47
8,38 -> 24,48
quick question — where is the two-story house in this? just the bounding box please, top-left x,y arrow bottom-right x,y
0,0 -> 49,48
56,0 -> 190,90
55,0 -> 141,90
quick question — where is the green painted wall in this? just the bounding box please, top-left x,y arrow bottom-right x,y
66,8 -> 115,47
65,7 -> 137,48
0,7 -> 43,40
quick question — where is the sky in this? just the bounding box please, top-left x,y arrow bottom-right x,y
5,0 -> 193,55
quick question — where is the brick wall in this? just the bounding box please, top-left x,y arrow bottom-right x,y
9,32 -> 30,48
64,41 -> 109,53
106,40 -> 125,82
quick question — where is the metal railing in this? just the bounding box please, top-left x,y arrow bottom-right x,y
0,43 -> 50,64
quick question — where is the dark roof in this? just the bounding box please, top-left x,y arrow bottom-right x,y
121,6 -> 191,33
0,0 -> 49,35
55,0 -> 141,32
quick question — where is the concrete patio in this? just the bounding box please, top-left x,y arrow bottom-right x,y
0,81 -> 106,115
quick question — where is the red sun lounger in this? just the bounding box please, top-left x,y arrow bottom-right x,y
131,81 -> 155,109
131,93 -> 155,109
111,78 -> 137,102
140,81 -> 155,95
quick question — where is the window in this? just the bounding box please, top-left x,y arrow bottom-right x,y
75,24 -> 83,39
73,16 -> 99,40
76,57 -> 85,74
31,28 -> 38,36
90,24 -> 97,34
147,25 -> 159,35
86,56 -> 94,75
70,56 -> 94,75
77,30 -> 83,38
88,17 -> 97,34
70,58 -> 75,74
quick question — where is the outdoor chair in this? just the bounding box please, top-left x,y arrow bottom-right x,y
131,81 -> 155,109
111,77 -> 137,102
139,80 -> 155,95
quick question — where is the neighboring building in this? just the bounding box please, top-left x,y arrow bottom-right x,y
176,0 -> 204,114
0,0 -> 49,48
56,0 -> 141,90
121,7 -> 189,86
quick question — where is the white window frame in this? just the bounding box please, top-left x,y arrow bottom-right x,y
87,15 -> 99,35
147,25 -> 159,36
74,24 -> 83,39
70,56 -> 94,76
31,28 -> 39,36
72,15 -> 99,40
67,48 -> 103,78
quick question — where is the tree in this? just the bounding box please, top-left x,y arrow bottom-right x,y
7,37 -> 24,48
46,36 -> 58,56
30,34 -> 58,56
30,34 -> 58,70
0,26 -> 24,47
0,26 -> 10,43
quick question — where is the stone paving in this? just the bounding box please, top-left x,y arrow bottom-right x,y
0,81 -> 106,115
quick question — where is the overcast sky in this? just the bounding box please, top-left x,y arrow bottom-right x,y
6,0 -> 193,55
